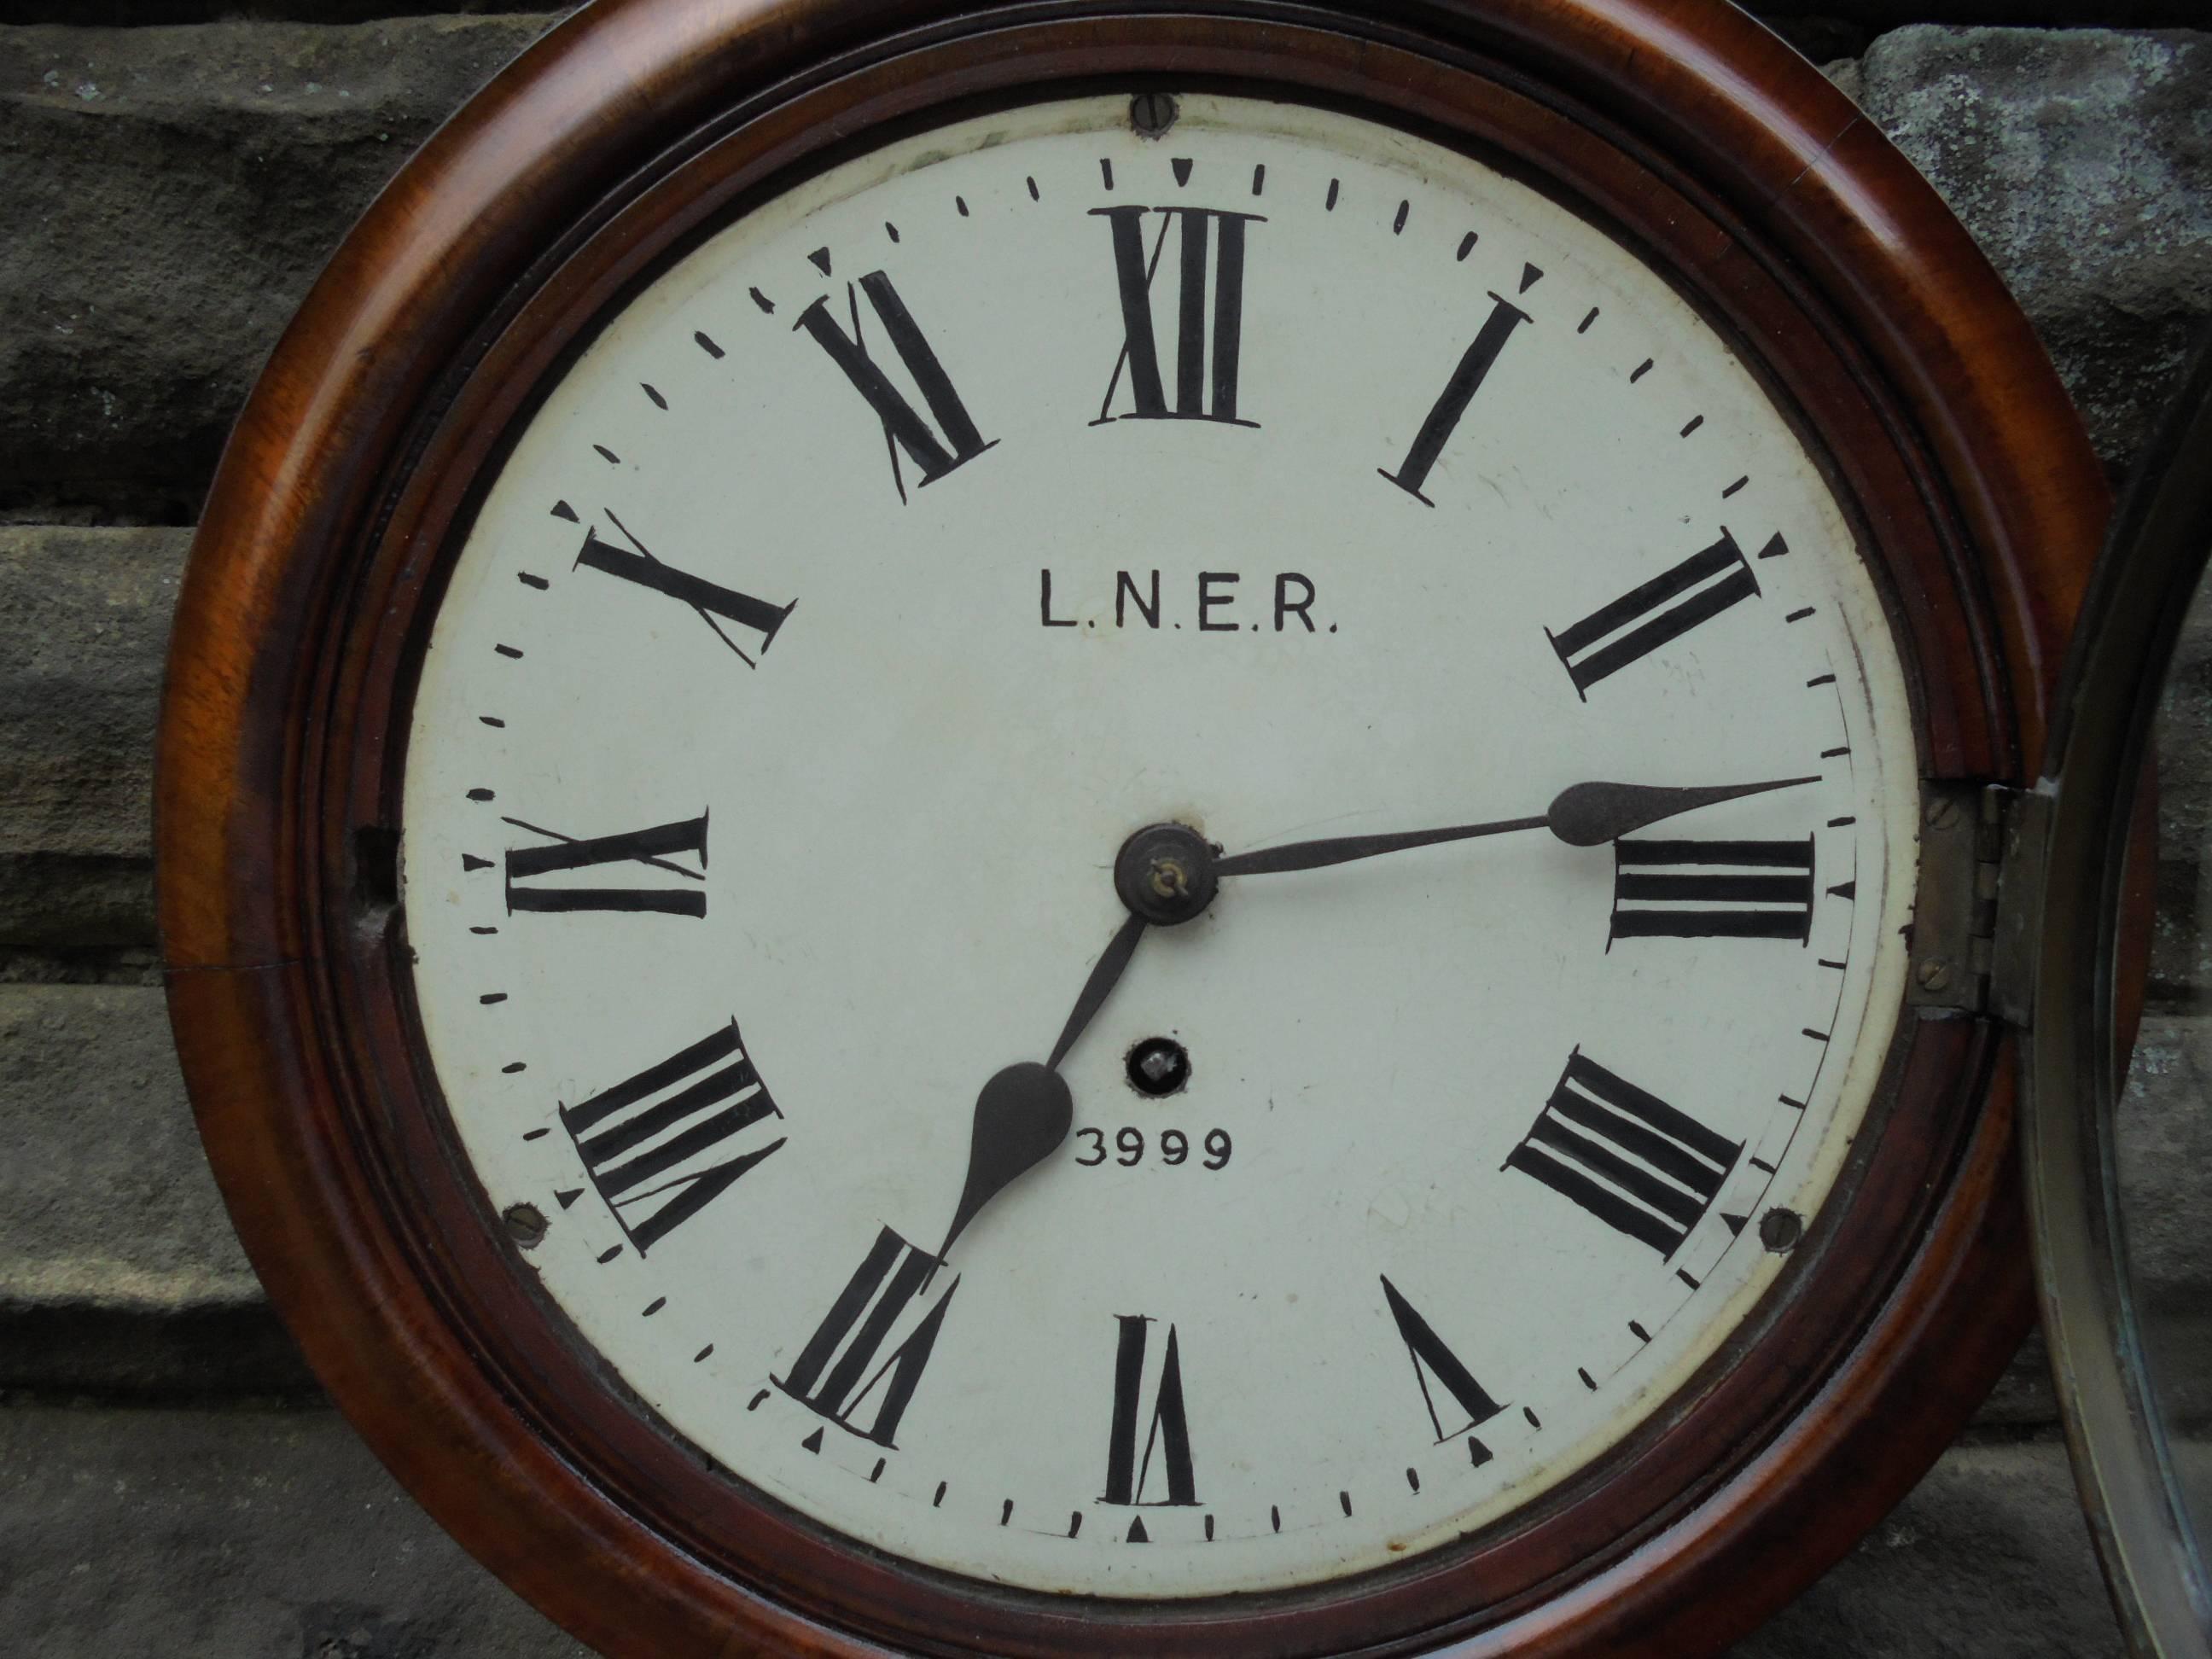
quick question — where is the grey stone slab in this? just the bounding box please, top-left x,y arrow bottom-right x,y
1735,1439 -> 2120,1657
0,15 -> 560,522
0,983 -> 312,1392
0,527 -> 185,950
0,1402 -> 589,1658
0,1397 -> 2115,1658
1854,26 -> 2212,474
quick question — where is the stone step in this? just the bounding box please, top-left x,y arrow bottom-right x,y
0,1397 -> 2118,1655
0,19 -> 2203,521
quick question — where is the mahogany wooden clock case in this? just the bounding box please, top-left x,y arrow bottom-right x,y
157,1 -> 2110,1653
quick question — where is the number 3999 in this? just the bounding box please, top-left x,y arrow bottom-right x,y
1074,1126 -> 1232,1170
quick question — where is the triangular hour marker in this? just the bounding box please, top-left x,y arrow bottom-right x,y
1519,262 -> 1544,292
1172,157 -> 1193,186
1126,1516 -> 1150,1544
801,1428 -> 824,1454
1828,881 -> 1857,900
555,1188 -> 582,1210
808,247 -> 832,276
1722,1213 -> 1749,1236
550,500 -> 578,521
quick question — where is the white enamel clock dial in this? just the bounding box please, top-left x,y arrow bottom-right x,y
400,94 -> 1921,1598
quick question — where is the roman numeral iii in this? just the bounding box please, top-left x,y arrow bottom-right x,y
1546,527 -> 1762,695
796,271 -> 993,499
1611,836 -> 1816,944
504,813 -> 707,917
574,517 -> 793,667
1380,1276 -> 1506,1458
1092,206 -> 1261,426
561,1020 -> 785,1254
1381,293 -> 1530,504
775,1226 -> 956,1449
1505,1050 -> 1743,1259
1101,1316 -> 1198,1511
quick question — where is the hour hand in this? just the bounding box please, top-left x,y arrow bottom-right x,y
1213,776 -> 1819,876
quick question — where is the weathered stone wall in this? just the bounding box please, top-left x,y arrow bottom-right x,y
1,7 -> 2206,1655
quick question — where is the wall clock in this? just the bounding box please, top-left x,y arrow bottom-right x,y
155,0 -> 2125,1652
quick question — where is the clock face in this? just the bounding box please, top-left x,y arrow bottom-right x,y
399,94 -> 1920,1599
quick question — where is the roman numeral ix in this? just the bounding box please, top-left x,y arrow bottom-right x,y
504,812 -> 707,917
1611,836 -> 1816,944
574,513 -> 793,667
796,271 -> 993,501
1092,206 -> 1261,427
1101,1316 -> 1198,1514
775,1226 -> 956,1449
561,1020 -> 785,1254
1505,1050 -> 1743,1259
1547,528 -> 1761,696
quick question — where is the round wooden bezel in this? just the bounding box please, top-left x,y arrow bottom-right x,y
157,2 -> 2110,1655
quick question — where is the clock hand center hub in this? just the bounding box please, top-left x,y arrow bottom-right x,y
1113,823 -> 1220,926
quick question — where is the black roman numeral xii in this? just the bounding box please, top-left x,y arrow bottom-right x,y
1092,207 -> 1261,427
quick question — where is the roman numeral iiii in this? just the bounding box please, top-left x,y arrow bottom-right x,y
1505,1051 -> 1742,1258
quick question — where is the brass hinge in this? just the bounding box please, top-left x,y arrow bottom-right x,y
1907,782 -> 2049,1021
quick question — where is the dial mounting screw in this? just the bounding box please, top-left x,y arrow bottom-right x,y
1130,91 -> 1178,139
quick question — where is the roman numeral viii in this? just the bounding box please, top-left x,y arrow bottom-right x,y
561,1020 -> 784,1254
1505,1051 -> 1742,1259
775,1226 -> 955,1449
1101,1316 -> 1197,1513
797,271 -> 993,501
1546,527 -> 1761,696
1611,836 -> 1815,944
575,515 -> 793,667
1380,1276 -> 1505,1461
1380,294 -> 1530,504
1092,206 -> 1261,427
503,813 -> 707,917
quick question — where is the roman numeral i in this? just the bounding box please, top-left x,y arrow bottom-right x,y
1506,1051 -> 1742,1259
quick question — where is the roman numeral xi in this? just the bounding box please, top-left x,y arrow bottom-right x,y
1092,206 -> 1261,427
797,271 -> 993,501
776,1227 -> 957,1449
1505,1051 -> 1743,1259
561,1020 -> 785,1254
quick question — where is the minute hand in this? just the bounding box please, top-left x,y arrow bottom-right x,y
1212,777 -> 1820,878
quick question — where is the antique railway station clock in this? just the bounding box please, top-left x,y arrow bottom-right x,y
158,0 -> 2189,1651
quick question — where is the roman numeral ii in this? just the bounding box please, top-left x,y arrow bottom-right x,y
775,1226 -> 956,1449
561,1020 -> 784,1254
796,271 -> 992,500
1505,1050 -> 1742,1259
1092,206 -> 1261,426
1546,527 -> 1761,695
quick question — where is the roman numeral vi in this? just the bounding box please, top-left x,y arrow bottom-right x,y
1101,1315 -> 1198,1509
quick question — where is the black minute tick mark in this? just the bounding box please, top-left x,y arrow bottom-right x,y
1457,231 -> 1477,260
694,330 -> 725,357
1252,164 -> 1266,195
642,383 -> 667,410
1630,358 -> 1653,383
1629,1320 -> 1651,1342
479,716 -> 504,728
1325,178 -> 1340,210
1676,1269 -> 1701,1289
748,288 -> 775,314
1100,159 -> 1114,189
884,221 -> 899,243
1723,475 -> 1749,498
466,788 -> 492,802
1680,415 -> 1705,437
1578,306 -> 1598,332
517,571 -> 549,588
957,196 -> 969,217
597,1245 -> 622,1264
1393,200 -> 1409,234
643,1297 -> 665,1317
934,1482 -> 946,1506
593,444 -> 620,464
1787,608 -> 1817,623
521,1126 -> 548,1141
494,644 -> 521,659
1027,177 -> 1039,201
1522,1407 -> 1542,1429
